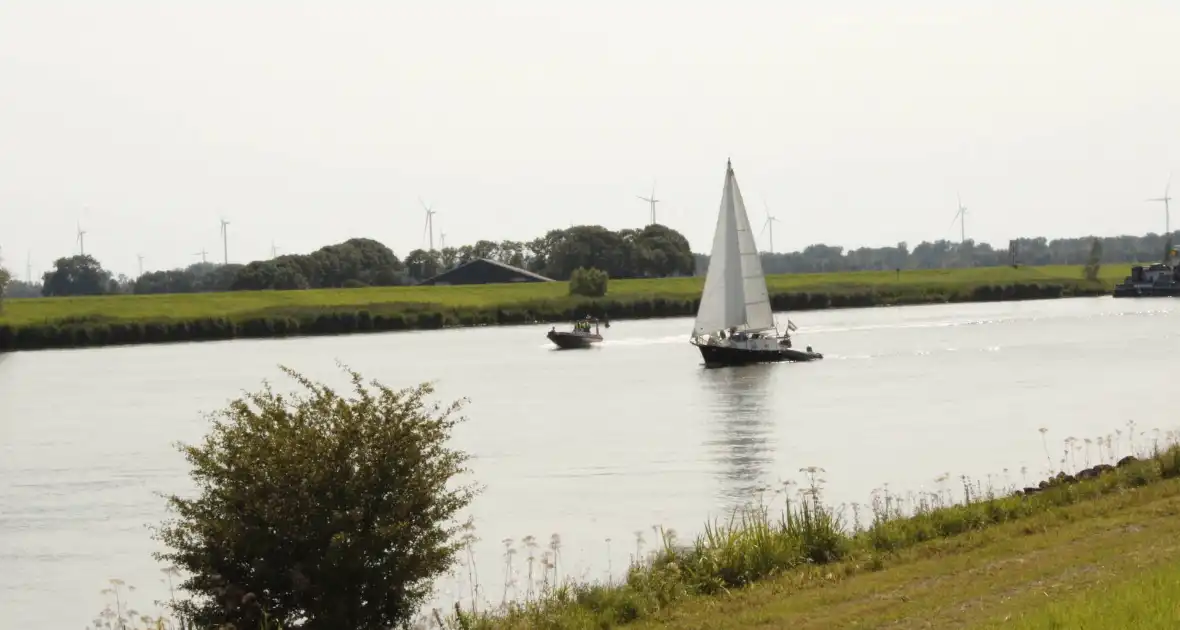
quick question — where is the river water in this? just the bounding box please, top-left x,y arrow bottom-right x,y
1,296 -> 1176,628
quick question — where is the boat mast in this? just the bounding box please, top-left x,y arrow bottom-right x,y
693,158 -> 776,336
729,161 -> 775,334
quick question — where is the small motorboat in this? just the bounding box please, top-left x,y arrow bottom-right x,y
781,344 -> 825,362
547,316 -> 607,349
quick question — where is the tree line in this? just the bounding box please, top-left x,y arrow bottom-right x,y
7,225 -> 697,297
719,232 -> 1179,276
5,227 -> 1177,299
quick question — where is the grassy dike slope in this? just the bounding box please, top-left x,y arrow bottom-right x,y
629,481 -> 1180,629
465,445 -> 1180,630
0,265 -> 1121,351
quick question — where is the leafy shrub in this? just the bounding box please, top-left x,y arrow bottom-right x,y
154,366 -> 479,630
569,267 -> 609,297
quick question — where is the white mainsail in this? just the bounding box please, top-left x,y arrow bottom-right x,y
692,160 -> 776,337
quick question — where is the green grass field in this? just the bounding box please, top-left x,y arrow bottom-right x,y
999,555 -> 1180,629
0,264 -> 1126,328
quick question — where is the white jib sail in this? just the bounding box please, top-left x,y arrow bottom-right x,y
693,160 -> 776,336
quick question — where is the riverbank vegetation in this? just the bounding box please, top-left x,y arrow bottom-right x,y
1,264 -> 1121,351
91,363 -> 1180,629
449,425 -> 1180,630
97,433 -> 1180,630
606,471 -> 1180,630
10,225 -> 1177,302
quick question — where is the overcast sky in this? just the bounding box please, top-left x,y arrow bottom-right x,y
1,1 -> 1178,278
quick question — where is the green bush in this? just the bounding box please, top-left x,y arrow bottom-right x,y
569,267 -> 609,297
154,366 -> 479,630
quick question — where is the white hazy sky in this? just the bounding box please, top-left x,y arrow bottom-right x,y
2,1 -> 1179,278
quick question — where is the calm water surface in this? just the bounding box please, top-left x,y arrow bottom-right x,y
1,296 -> 1176,628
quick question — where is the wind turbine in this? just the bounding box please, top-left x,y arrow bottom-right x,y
420,198 -> 437,251
137,254 -> 144,277
1147,176 -> 1173,235
194,248 -> 208,264
76,221 -> 87,256
760,200 -> 781,253
950,194 -> 967,243
25,252 -> 31,283
219,217 -> 231,264
271,241 -> 279,259
637,181 -> 660,226
439,232 -> 447,250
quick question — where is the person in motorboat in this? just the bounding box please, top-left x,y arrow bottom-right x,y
574,316 -> 596,334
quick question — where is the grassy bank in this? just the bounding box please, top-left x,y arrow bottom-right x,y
452,429 -> 1180,630
95,426 -> 1180,629
615,473 -> 1180,630
2,265 -> 1119,352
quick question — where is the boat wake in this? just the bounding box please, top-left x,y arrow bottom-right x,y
600,335 -> 687,347
532,305 -> 1171,351
556,316 -> 1008,349
821,344 -> 1002,362
802,307 -> 1168,336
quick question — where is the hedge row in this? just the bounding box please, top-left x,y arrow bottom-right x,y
0,282 -> 1106,352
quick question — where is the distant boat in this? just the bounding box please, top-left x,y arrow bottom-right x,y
689,159 -> 823,367
1112,261 -> 1180,297
547,316 -> 607,349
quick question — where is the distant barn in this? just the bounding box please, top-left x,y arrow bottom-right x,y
418,258 -> 556,286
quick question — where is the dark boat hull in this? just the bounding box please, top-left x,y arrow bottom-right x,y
696,343 -> 823,367
547,331 -> 602,349
1113,283 -> 1180,298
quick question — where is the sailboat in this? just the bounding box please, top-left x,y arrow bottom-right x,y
689,159 -> 824,367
